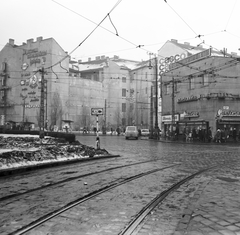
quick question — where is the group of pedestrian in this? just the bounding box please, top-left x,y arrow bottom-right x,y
213,127 -> 240,143
182,126 -> 212,142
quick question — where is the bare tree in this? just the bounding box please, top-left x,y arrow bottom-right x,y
50,91 -> 62,128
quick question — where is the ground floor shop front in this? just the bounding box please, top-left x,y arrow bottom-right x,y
162,109 -> 240,143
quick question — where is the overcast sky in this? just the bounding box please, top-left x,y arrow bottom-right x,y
1,0 -> 239,62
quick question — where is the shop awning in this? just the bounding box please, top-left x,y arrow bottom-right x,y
178,119 -> 207,124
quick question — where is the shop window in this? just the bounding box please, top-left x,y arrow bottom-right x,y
122,103 -> 126,112
122,88 -> 126,97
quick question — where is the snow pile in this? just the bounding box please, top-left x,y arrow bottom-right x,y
0,135 -> 109,170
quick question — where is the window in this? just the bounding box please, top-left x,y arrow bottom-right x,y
188,77 -> 195,90
122,77 -> 126,83
165,84 -> 170,95
202,74 -> 209,86
93,73 -> 99,81
122,103 -> 126,112
122,88 -> 126,97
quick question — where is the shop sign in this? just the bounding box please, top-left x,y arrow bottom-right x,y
158,53 -> 187,75
182,111 -> 199,118
178,95 -> 199,103
162,114 -> 179,122
216,109 -> 240,118
169,48 -> 211,70
27,50 -> 47,59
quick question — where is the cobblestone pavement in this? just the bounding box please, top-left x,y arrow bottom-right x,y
0,136 -> 240,234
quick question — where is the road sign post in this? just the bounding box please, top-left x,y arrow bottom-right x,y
91,108 -> 103,150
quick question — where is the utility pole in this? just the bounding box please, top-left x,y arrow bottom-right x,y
149,85 -> 154,138
103,98 -> 107,134
1,62 -> 8,133
148,54 -> 159,139
45,79 -> 48,130
22,95 -> 27,123
154,56 -> 159,134
171,77 -> 175,139
39,66 -> 45,139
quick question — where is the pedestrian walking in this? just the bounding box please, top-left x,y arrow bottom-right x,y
215,129 -> 221,143
233,128 -> 237,142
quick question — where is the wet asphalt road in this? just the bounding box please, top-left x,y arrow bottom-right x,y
1,135 -> 240,235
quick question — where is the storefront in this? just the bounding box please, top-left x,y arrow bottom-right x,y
215,109 -> 240,140
162,114 -> 179,137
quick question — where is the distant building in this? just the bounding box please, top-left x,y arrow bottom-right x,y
69,55 -> 143,131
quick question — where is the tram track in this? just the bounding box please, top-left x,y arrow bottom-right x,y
8,164 -> 178,235
118,166 -> 216,235
0,159 -> 173,202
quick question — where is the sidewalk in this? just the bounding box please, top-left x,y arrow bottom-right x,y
174,173 -> 240,235
158,137 -> 240,145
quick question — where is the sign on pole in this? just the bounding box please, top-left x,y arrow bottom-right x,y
91,108 -> 103,116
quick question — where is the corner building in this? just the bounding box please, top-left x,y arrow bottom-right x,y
161,47 -> 240,140
0,37 -> 69,129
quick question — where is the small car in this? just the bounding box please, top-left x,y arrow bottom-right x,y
141,129 -> 150,139
125,126 -> 139,140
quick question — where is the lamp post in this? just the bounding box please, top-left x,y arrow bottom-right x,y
148,53 -> 159,139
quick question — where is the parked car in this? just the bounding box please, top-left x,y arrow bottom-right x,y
141,129 -> 150,138
125,126 -> 139,140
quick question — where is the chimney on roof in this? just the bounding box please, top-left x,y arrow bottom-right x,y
9,39 -> 14,46
27,38 -> 34,44
171,39 -> 178,43
88,58 -> 91,61
22,42 -> 26,46
37,36 -> 43,42
101,55 -> 105,60
184,42 -> 190,46
96,56 -> 100,60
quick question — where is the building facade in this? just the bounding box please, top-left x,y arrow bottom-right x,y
0,37 -> 69,130
161,47 -> 240,139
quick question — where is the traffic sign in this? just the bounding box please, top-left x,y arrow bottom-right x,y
91,108 -> 103,115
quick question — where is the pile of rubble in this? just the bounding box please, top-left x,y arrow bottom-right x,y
0,135 -> 109,168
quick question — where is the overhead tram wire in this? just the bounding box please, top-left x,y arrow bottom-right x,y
47,0 -> 124,70
164,1 -> 199,39
224,0 -> 237,31
50,0 -> 151,70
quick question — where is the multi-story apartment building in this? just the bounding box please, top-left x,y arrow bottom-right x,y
0,37 -> 69,130
159,40 -> 240,138
69,56 -> 143,131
